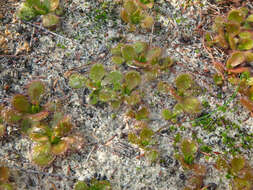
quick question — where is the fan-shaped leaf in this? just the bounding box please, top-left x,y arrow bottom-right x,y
226,22 -> 240,37
89,64 -> 105,82
27,81 -> 45,104
124,71 -> 141,91
182,97 -> 202,114
31,143 -> 55,167
181,138 -> 198,159
74,181 -> 89,190
12,95 -> 31,113
51,139 -> 68,155
49,0 -> 59,11
4,109 -> 22,123
246,14 -> 253,22
238,38 -> 253,50
231,156 -> 245,174
133,42 -> 148,54
121,45 -> 137,61
226,52 -> 245,68
135,106 -> 149,120
69,73 -> 87,89
111,56 -> 125,65
175,74 -> 193,91
17,3 -> 38,21
141,15 -> 154,29
228,9 -> 245,24
99,89 -> 115,102
42,13 -> 59,28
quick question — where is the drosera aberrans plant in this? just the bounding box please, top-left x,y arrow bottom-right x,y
2,80 -> 49,134
173,138 -> 208,190
68,63 -> 143,110
120,0 -> 154,31
128,122 -> 159,163
205,7 -> 253,113
17,0 -> 63,28
28,113 -> 83,167
215,155 -> 253,189
1,80 -> 83,167
159,73 -> 202,122
111,41 -> 173,79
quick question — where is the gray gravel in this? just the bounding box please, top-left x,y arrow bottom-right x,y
1,0 -> 253,189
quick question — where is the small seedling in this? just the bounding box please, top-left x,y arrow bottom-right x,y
17,0 -> 62,28
74,179 -> 111,190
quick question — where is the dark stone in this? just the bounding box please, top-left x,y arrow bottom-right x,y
3,17 -> 11,24
160,156 -> 174,168
24,62 -> 33,74
207,183 -> 217,190
17,26 -> 24,34
154,22 -> 162,30
102,175 -> 107,180
27,177 -> 36,187
179,35 -> 192,44
179,173 -> 186,180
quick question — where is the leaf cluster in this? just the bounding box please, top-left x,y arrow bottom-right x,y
206,7 -> 253,113
1,81 -> 80,167
175,139 -> 207,190
17,0 -> 62,28
128,122 -> 159,163
29,113 -> 79,167
69,64 -> 143,109
160,73 -> 202,122
206,7 -> 253,52
111,42 -> 173,77
2,81 -> 48,133
120,0 -> 154,31
215,156 -> 253,190
74,179 -> 111,190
